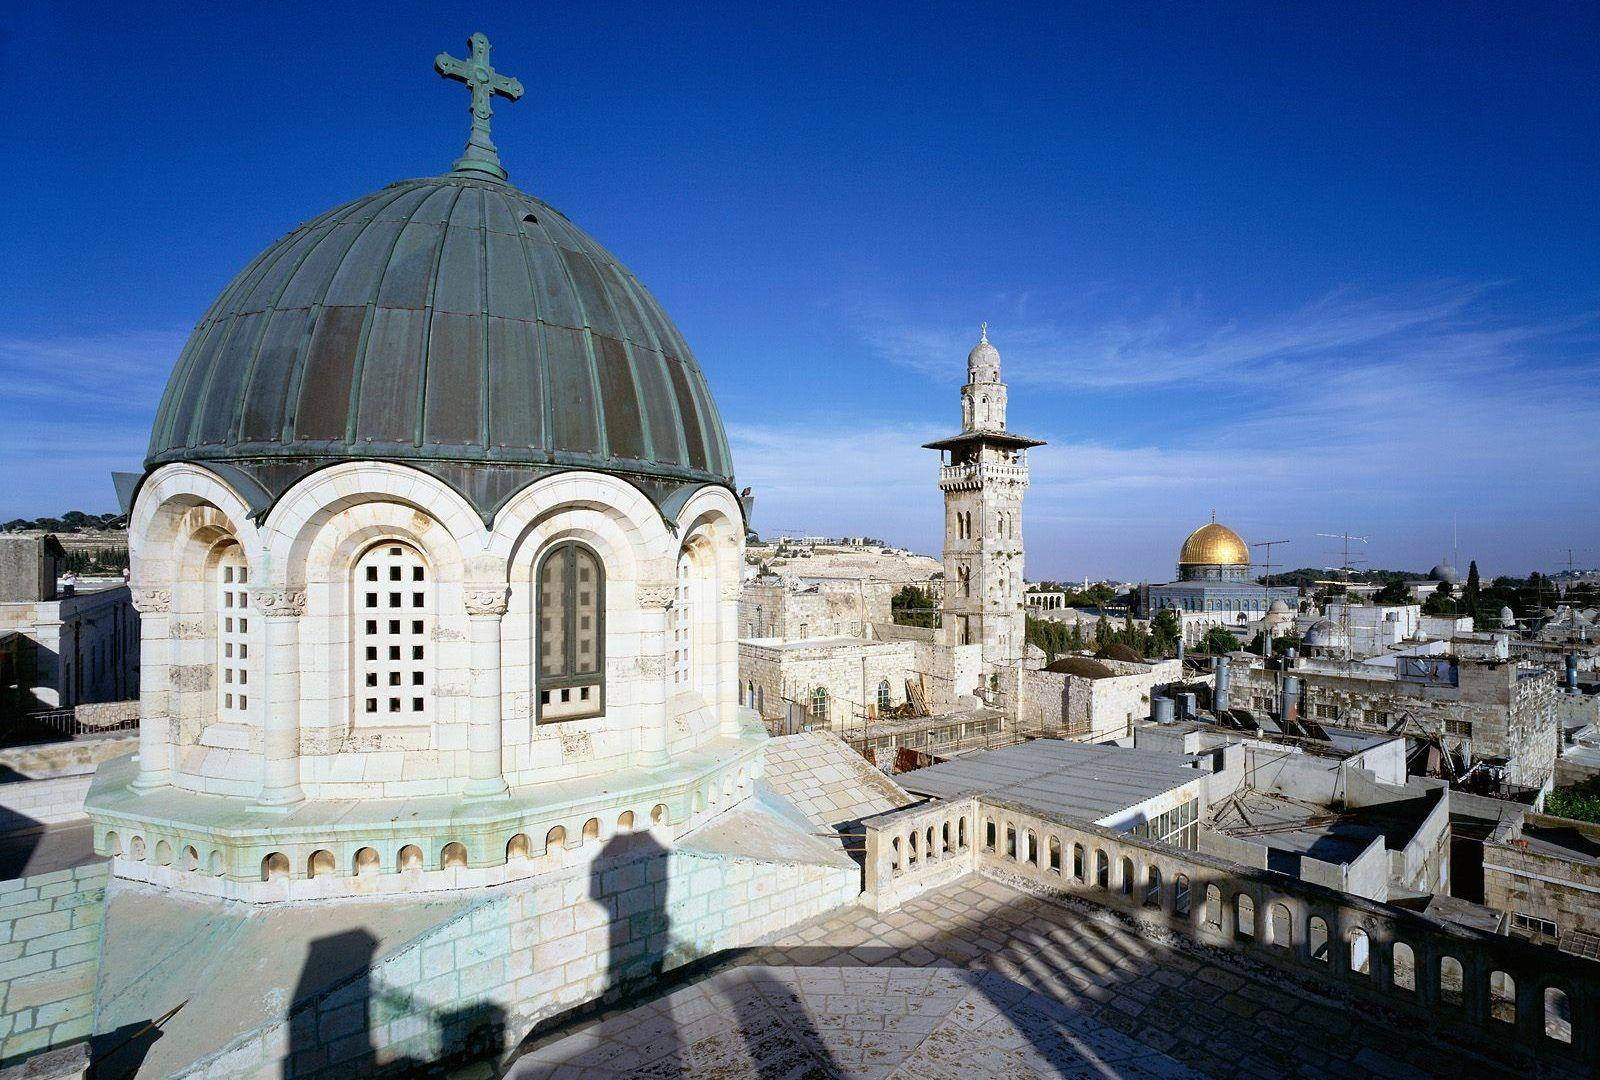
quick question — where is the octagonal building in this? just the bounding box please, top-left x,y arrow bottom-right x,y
86,39 -> 767,903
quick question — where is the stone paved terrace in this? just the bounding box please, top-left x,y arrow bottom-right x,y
504,875 -> 1585,1078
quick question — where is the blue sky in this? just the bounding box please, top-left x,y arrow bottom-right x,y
1,2 -> 1595,581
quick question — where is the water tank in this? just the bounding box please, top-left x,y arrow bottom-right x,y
1280,675 -> 1301,724
1213,655 -> 1231,713
1152,696 -> 1176,725
1177,692 -> 1197,720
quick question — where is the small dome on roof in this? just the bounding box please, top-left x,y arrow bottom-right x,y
1095,642 -> 1144,663
1269,599 -> 1292,615
1302,619 -> 1347,648
1428,562 -> 1461,584
1499,606 -> 1516,628
1046,656 -> 1115,679
967,323 -> 1000,381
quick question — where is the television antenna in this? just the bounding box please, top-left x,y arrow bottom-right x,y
1250,539 -> 1290,588
1317,531 -> 1369,580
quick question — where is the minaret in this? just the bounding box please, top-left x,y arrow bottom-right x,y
924,324 -> 1044,674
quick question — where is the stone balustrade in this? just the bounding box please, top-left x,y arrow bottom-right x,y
937,462 -> 1028,492
862,794 -> 1597,1066
862,797 -> 980,912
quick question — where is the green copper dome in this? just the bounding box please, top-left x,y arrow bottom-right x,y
147,173 -> 732,519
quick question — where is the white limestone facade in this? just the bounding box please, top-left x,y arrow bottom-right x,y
87,460 -> 760,900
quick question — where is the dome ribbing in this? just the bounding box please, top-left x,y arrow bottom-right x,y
148,173 -> 731,512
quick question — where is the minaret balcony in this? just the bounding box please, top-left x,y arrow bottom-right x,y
939,461 -> 1029,491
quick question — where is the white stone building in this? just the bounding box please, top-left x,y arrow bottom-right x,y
69,36 -> 864,1073
0,535 -> 139,711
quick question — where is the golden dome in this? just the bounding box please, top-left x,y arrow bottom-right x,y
1178,522 -> 1250,566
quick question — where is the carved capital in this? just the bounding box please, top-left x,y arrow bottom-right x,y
636,584 -> 675,610
131,588 -> 171,614
253,589 -> 306,619
464,586 -> 509,618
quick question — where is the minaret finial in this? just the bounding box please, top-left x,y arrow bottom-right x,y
435,33 -> 524,182
980,321 -> 988,344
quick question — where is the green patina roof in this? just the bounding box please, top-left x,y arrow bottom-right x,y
147,172 -> 733,520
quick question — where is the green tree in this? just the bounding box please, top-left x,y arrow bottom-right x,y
1372,580 -> 1412,605
1421,582 -> 1457,616
891,585 -> 938,628
1200,627 -> 1240,655
1150,609 -> 1180,658
1093,615 -> 1112,650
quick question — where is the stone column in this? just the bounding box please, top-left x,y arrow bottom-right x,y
635,584 -> 674,769
464,586 -> 509,800
254,588 -> 306,811
718,575 -> 742,738
129,589 -> 173,791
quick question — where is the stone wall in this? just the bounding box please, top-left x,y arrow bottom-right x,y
1232,660 -> 1561,789
168,832 -> 859,1077
1021,659 -> 1180,742
0,587 -> 139,711
0,864 -> 105,1064
738,638 -> 914,731
1484,812 -> 1600,943
0,736 -> 139,831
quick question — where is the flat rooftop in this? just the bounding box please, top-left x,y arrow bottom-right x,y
898,739 -> 1202,824
504,874 -> 1572,1079
1209,788 -> 1439,871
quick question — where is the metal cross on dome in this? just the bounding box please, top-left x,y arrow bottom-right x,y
435,32 -> 524,181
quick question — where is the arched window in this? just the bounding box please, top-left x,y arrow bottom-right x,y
1235,894 -> 1256,940
1269,903 -> 1292,947
1392,942 -> 1415,991
355,542 -> 432,721
216,545 -> 250,718
1347,927 -> 1370,974
1544,986 -> 1571,1043
877,679 -> 892,713
1489,970 -> 1515,1024
537,542 -> 604,722
1439,956 -> 1464,1008
1307,917 -> 1329,962
810,687 -> 829,724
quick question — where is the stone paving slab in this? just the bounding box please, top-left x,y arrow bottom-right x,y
507,874 -> 1586,1079
507,964 -> 1200,1079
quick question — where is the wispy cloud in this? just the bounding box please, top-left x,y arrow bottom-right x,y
0,331 -> 182,515
851,283 -> 1593,392
745,284 -> 1599,577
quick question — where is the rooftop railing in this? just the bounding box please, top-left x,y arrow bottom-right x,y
862,793 -> 1597,1067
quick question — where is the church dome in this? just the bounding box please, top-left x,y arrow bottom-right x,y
147,172 -> 731,513
1178,522 -> 1250,567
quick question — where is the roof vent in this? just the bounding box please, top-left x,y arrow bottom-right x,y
523,212 -> 538,224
